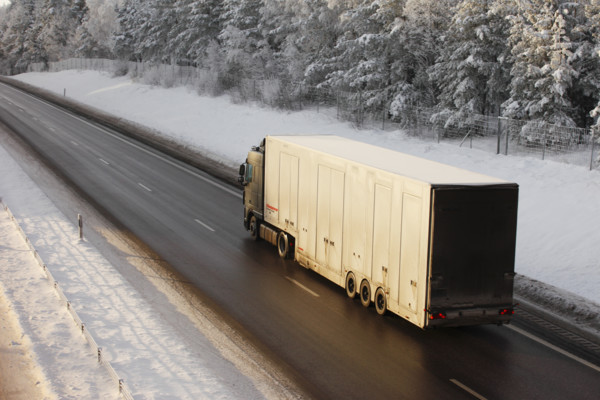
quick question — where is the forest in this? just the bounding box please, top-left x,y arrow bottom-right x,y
1,0 -> 600,130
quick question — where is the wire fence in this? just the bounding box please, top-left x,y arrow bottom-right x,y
26,58 -> 600,171
2,200 -> 135,400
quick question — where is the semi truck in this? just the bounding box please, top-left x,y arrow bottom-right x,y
239,135 -> 518,328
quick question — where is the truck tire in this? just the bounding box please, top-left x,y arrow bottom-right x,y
277,231 -> 290,259
345,272 -> 357,299
249,215 -> 259,241
375,287 -> 387,315
359,280 -> 371,307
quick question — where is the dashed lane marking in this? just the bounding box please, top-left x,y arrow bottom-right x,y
450,379 -> 487,400
138,183 -> 152,192
285,277 -> 319,298
194,219 -> 215,232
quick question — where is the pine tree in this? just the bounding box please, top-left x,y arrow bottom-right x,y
585,0 -> 600,128
293,0 -> 343,85
503,0 -> 579,128
428,0 -> 512,125
80,0 -> 118,58
113,0 -> 147,61
218,0 -> 266,86
313,0 -> 407,115
168,0 -> 225,66
37,0 -> 88,61
388,0 -> 453,116
0,0 -> 43,72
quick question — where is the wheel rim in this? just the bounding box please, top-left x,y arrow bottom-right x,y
277,232 -> 289,258
360,280 -> 370,307
375,288 -> 386,315
346,273 -> 356,298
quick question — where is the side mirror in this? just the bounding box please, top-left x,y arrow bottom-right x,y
238,163 -> 246,185
238,163 -> 252,186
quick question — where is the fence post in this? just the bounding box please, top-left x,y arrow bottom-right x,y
496,117 -> 502,155
591,128 -> 597,171
542,128 -> 547,160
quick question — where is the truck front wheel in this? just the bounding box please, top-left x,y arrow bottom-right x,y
277,232 -> 290,259
249,215 -> 259,241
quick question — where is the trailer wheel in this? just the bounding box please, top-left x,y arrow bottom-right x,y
277,232 -> 290,259
375,288 -> 387,315
345,272 -> 357,299
359,280 -> 371,307
249,215 -> 259,241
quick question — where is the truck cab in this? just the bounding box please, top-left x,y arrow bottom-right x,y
239,142 -> 265,235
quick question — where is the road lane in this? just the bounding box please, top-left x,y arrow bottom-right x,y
1,82 -> 599,400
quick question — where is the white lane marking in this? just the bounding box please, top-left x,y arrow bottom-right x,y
194,219 -> 215,232
99,158 -> 110,166
6,82 -> 242,199
450,379 -> 487,400
285,277 -> 320,298
138,183 -> 152,192
70,140 -> 79,146
507,324 -> 600,373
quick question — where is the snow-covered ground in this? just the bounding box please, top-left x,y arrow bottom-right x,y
1,69 -> 599,398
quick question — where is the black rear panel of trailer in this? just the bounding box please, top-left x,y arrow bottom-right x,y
428,185 -> 519,309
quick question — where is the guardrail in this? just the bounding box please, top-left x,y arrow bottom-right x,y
1,200 -> 135,400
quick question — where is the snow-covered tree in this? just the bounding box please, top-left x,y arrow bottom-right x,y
36,0 -> 89,61
311,0 -> 407,114
74,0 -> 115,58
113,0 -> 148,60
218,0 -> 266,86
428,0 -> 512,124
503,0 -> 580,126
168,0 -> 225,66
292,0 -> 343,85
133,0 -> 177,62
585,0 -> 600,128
0,0 -> 43,72
388,0 -> 452,116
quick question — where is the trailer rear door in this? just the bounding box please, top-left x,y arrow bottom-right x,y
428,185 -> 518,310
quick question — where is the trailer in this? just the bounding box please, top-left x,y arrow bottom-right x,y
239,135 -> 518,328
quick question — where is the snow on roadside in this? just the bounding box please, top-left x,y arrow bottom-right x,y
12,70 -> 600,306
0,196 -> 116,399
0,143 -> 283,399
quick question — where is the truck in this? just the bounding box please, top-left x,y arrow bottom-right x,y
239,135 -> 518,328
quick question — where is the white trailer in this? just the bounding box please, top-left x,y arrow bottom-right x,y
239,135 -> 518,328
